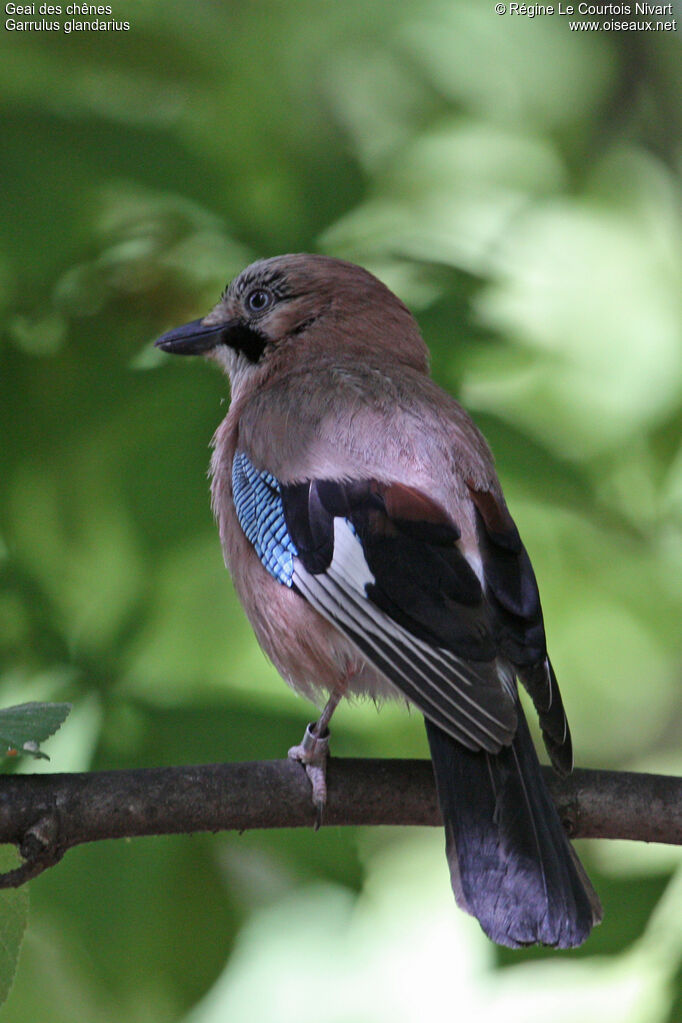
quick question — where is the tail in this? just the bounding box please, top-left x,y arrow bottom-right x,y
425,704 -> 602,949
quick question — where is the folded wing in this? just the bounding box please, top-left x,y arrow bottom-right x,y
281,477 -> 518,753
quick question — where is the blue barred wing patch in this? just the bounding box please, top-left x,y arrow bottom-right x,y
232,451 -> 298,586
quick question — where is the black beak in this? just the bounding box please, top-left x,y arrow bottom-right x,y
154,318 -> 227,356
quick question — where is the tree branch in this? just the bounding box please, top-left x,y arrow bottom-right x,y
0,760 -> 679,888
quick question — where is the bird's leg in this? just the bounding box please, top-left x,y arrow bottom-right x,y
288,681 -> 348,828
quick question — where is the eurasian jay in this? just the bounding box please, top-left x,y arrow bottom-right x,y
155,253 -> 602,949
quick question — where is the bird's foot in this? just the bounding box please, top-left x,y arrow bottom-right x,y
288,722 -> 330,830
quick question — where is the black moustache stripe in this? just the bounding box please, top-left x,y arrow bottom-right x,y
226,322 -> 269,363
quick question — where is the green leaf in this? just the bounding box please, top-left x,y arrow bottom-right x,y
0,847 -> 28,1009
0,703 -> 72,761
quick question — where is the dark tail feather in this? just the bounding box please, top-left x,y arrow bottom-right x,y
425,705 -> 602,949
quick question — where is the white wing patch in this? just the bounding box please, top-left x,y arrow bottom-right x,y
292,518 -> 516,752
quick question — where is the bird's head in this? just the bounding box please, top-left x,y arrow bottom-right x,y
154,254 -> 429,394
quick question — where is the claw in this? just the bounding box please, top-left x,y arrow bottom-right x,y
288,722 -> 330,829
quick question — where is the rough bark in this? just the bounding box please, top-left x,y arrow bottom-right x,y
0,760 -> 679,887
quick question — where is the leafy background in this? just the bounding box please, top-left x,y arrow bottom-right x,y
1,1 -> 682,1020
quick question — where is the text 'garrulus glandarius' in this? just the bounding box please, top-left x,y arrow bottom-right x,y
155,253 -> 602,949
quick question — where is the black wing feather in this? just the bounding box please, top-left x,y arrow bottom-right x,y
281,478 -> 517,753
469,486 -> 573,774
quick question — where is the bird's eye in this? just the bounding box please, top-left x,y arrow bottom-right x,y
246,289 -> 273,314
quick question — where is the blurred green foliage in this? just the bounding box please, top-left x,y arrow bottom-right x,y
1,1 -> 681,1020
0,848 -> 28,1007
